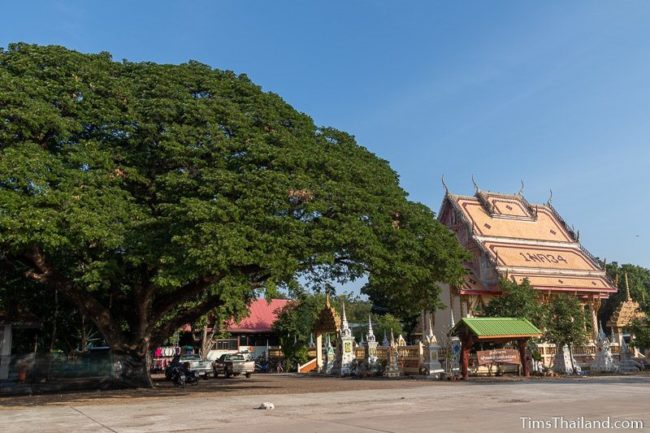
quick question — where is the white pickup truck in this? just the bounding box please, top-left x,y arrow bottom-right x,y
212,353 -> 255,378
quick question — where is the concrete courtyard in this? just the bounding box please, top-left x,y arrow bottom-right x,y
0,375 -> 648,433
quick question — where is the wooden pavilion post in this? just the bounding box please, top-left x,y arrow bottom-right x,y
461,333 -> 473,380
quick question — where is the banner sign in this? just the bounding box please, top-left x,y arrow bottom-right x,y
476,349 -> 520,365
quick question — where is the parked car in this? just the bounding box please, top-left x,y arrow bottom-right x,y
213,353 -> 255,378
165,354 -> 212,380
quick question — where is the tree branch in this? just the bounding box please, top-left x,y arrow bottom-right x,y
149,274 -> 222,325
22,246 -> 125,349
149,264 -> 267,324
149,295 -> 225,348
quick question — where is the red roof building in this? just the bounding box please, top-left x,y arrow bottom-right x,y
225,298 -> 290,349
226,298 -> 290,334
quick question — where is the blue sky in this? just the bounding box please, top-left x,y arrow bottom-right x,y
2,1 -> 649,267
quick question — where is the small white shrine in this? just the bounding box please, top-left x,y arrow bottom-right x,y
421,311 -> 443,376
553,345 -> 580,375
618,339 -> 643,373
365,315 -> 380,374
591,323 -> 617,373
335,301 -> 355,376
384,330 -> 400,377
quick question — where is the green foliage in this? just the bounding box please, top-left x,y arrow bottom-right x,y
334,294 -> 403,340
0,263 -> 99,354
629,318 -> 650,351
361,202 -> 470,319
602,262 -> 650,323
272,293 -> 404,368
483,278 -> 545,328
273,294 -> 325,368
0,44 -> 467,384
372,313 -> 403,340
544,294 -> 588,348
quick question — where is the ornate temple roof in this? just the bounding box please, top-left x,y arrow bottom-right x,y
607,275 -> 646,328
439,187 -> 617,298
313,293 -> 341,333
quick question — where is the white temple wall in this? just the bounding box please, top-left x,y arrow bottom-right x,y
433,283 -> 462,344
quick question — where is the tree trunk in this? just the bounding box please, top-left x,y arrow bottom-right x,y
568,344 -> 576,375
200,325 -> 217,358
112,343 -> 153,388
50,289 -> 58,352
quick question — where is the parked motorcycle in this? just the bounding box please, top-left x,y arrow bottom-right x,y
170,362 -> 199,386
255,357 -> 270,373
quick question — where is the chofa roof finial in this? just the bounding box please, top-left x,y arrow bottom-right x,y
441,174 -> 449,195
517,179 -> 525,196
547,188 -> 553,206
471,175 -> 480,194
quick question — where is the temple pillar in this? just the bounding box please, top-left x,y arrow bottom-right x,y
316,333 -> 323,371
589,296 -> 599,340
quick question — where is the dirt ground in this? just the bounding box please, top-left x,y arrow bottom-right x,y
2,371 -> 648,408
0,373 -> 445,407
2,374 -> 649,433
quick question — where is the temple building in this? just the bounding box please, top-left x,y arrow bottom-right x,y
432,184 -> 617,343
224,298 -> 289,357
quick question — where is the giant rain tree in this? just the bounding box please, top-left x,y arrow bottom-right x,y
0,44 -> 467,386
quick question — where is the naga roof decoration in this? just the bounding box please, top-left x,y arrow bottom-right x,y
439,187 -> 616,298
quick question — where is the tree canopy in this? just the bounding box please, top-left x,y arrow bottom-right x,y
0,44 -> 467,386
483,278 -> 545,328
544,294 -> 588,349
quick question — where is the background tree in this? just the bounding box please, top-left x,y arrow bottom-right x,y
483,278 -> 546,328
273,294 -> 323,369
339,295 -> 403,341
544,294 -> 588,370
601,262 -> 650,324
272,293 -> 404,369
629,318 -> 650,351
371,313 -> 403,342
0,44 -> 468,386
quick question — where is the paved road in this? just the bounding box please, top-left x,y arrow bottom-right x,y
1,375 -> 648,433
